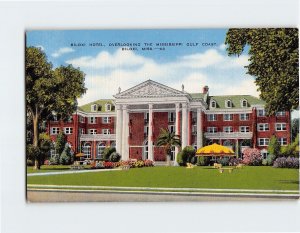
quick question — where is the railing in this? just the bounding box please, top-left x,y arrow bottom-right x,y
80,134 -> 116,141
204,132 -> 253,139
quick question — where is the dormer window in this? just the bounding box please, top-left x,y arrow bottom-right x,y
105,103 -> 111,112
210,100 -> 216,109
241,99 -> 248,108
91,104 -> 97,112
97,105 -> 102,111
225,100 -> 232,108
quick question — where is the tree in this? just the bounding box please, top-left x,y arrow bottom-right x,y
155,128 -> 181,166
225,28 -> 299,115
267,135 -> 281,165
26,47 -> 86,169
55,132 -> 66,163
291,118 -> 299,141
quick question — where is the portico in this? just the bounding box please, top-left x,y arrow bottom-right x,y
113,80 -> 206,162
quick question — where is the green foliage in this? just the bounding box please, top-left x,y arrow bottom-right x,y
156,128 -> 181,161
182,146 -> 196,163
225,28 -> 299,114
59,146 -> 71,165
109,152 -> 121,162
176,152 -> 185,166
262,159 -> 268,166
55,132 -> 66,157
196,156 -> 210,166
268,135 -> 281,156
103,147 -> 116,161
26,144 -> 42,166
39,133 -> 51,159
291,118 -> 299,141
281,134 -> 299,157
26,46 -> 86,169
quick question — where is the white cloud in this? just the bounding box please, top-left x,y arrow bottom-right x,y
35,45 -> 45,51
67,48 -> 256,105
51,47 -> 75,58
219,43 -> 226,51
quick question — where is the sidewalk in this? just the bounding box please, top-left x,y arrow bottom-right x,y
27,168 -> 121,176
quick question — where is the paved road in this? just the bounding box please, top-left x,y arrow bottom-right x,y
27,190 -> 298,202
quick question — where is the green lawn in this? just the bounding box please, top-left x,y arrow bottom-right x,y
27,166 -> 299,191
27,165 -> 91,173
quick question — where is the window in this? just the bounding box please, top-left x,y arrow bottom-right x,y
168,112 -> 175,122
278,138 -> 287,146
88,129 -> 97,134
144,112 -> 149,123
79,116 -> 85,123
192,125 -> 197,135
64,127 -> 73,134
261,149 -> 269,159
50,127 -> 60,135
207,127 -> 217,133
210,100 -> 216,108
102,117 -> 111,124
83,143 -> 91,159
105,104 -> 111,112
240,113 -> 250,121
276,123 -> 287,131
97,142 -> 106,159
53,115 -> 58,122
257,109 -> 266,117
144,126 -> 149,136
240,126 -> 250,132
88,117 -> 96,124
223,114 -> 233,121
79,128 -> 84,135
91,104 -> 97,112
241,99 -> 248,108
257,123 -> 269,131
207,114 -> 217,121
168,125 -> 175,133
258,138 -> 269,146
102,129 -> 111,134
276,111 -> 286,116
223,126 -> 233,133
225,100 -> 232,108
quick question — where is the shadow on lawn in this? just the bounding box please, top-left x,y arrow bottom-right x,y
278,180 -> 300,185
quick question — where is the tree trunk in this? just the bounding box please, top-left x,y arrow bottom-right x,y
33,112 -> 40,170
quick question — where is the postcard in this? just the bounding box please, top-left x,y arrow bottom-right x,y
25,28 -> 299,202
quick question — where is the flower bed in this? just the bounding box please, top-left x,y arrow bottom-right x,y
90,159 -> 154,169
273,157 -> 299,168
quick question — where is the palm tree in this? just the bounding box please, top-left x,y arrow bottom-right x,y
156,128 -> 181,165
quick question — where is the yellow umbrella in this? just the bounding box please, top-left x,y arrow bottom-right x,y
196,143 -> 235,156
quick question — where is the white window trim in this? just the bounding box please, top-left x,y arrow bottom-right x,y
240,113 -> 250,121
168,125 -> 175,133
105,103 -> 111,112
278,138 -> 288,146
257,123 -> 269,131
225,100 -> 232,108
88,129 -> 97,135
91,104 -> 97,112
88,117 -> 96,124
276,111 -> 286,116
207,127 -> 217,133
257,109 -> 266,117
223,126 -> 233,133
50,127 -> 60,135
79,116 -> 85,123
275,123 -> 287,131
258,138 -> 269,146
207,114 -> 217,121
168,112 -> 176,122
223,114 -> 233,121
241,99 -> 248,108
102,117 -> 111,124
240,126 -> 250,133
210,100 -> 217,109
64,127 -> 73,135
102,129 -> 111,134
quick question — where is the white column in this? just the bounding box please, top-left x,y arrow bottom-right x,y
148,104 -> 154,161
122,105 -> 129,160
116,104 -> 123,155
174,103 -> 180,166
196,108 -> 203,149
235,139 -> 239,158
181,103 -> 188,149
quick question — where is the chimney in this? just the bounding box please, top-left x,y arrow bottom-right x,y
203,85 -> 209,94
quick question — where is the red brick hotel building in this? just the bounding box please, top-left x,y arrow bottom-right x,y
47,80 -> 291,162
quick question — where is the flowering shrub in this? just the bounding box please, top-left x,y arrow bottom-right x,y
90,160 -> 154,169
44,160 -> 50,165
273,157 -> 299,168
228,157 -> 243,166
144,160 -> 154,167
103,161 -> 115,169
217,157 -> 230,166
242,148 -> 262,166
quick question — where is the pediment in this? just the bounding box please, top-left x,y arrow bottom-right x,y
114,80 -> 186,98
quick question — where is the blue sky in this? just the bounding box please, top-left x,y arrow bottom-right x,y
26,29 -> 258,106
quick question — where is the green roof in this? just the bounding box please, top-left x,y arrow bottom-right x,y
78,99 -> 115,113
208,95 -> 265,109
189,93 -> 205,99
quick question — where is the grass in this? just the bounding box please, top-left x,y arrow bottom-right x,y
27,166 -> 299,191
27,165 -> 91,173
